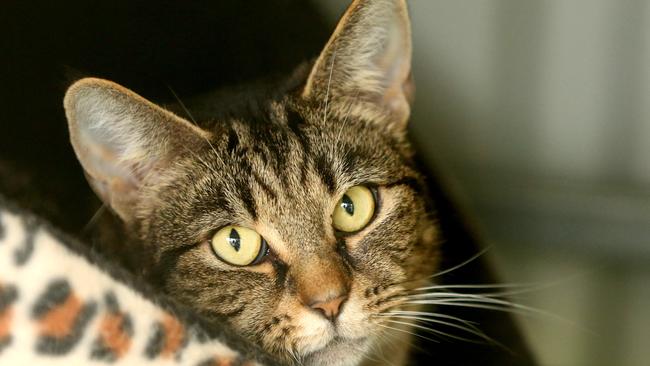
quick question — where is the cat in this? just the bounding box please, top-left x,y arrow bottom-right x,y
62,0 -> 442,364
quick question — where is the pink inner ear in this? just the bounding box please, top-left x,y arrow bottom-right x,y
85,136 -> 173,219
85,135 -> 136,181
81,130 -> 147,211
376,22 -> 407,80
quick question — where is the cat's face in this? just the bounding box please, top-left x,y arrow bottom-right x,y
146,97 -> 437,364
64,1 -> 439,364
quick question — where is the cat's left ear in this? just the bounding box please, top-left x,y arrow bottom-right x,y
303,0 -> 414,132
64,78 -> 209,223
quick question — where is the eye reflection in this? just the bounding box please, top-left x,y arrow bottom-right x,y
227,228 -> 241,251
341,195 -> 354,216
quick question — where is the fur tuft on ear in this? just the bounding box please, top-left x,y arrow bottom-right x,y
64,78 -> 208,222
303,0 -> 413,130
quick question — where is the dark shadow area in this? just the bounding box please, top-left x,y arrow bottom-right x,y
0,0 -> 330,232
409,153 -> 536,366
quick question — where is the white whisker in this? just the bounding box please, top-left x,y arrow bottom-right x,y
411,287 -> 542,299
405,292 -> 552,316
380,314 -> 494,344
384,310 -> 479,328
333,89 -> 361,156
412,283 -> 532,292
356,335 -> 388,366
322,48 -> 337,125
383,319 -> 483,344
375,322 -> 440,344
428,246 -> 492,279
181,146 -> 221,177
167,84 -> 226,169
371,317 -> 418,365
167,85 -> 197,124
405,299 -> 561,322
81,204 -> 106,235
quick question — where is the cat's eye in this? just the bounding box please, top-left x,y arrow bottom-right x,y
210,226 -> 267,266
332,185 -> 376,233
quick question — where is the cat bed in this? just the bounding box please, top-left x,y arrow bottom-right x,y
0,195 -> 276,365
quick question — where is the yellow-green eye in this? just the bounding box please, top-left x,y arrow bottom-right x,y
332,186 -> 376,232
210,226 -> 267,266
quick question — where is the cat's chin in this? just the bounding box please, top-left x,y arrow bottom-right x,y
301,337 -> 370,366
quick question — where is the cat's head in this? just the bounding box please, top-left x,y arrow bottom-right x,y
64,0 -> 438,364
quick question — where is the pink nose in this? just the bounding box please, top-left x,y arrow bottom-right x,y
309,295 -> 348,321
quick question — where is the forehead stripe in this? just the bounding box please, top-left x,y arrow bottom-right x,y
314,154 -> 337,193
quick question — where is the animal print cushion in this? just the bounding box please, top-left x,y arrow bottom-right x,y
0,196 -> 275,365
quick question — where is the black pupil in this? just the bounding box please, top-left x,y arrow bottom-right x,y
228,228 -> 241,252
341,195 -> 354,216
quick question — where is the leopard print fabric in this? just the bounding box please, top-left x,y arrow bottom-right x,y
0,197 -> 274,366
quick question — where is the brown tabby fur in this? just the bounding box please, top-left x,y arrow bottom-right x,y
64,1 -> 440,365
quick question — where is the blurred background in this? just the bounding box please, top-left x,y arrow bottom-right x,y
319,1 -> 650,365
1,1 -> 648,365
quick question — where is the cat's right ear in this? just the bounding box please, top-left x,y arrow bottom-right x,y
64,78 -> 209,223
302,0 -> 413,133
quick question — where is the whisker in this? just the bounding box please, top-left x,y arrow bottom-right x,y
410,287 -> 544,300
167,84 -> 226,169
322,48 -> 337,125
286,341 -> 302,366
384,310 -> 480,328
383,319 -> 485,345
406,292 -> 553,317
373,315 -> 422,364
381,313 -> 480,334
333,89 -> 361,158
375,322 -> 440,344
357,335 -> 389,366
358,347 -> 385,366
381,314 -> 497,345
429,246 -> 492,279
415,270 -> 600,300
392,247 -> 493,291
412,283 -> 532,292
81,204 -> 106,235
407,292 -> 510,300
167,85 -> 197,124
408,300 -> 516,310
181,146 -> 221,177
81,142 -> 166,235
405,299 -> 561,321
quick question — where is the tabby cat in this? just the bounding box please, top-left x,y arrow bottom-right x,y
64,0 -> 439,364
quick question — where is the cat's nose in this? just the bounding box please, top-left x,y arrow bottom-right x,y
293,254 -> 351,322
309,294 -> 348,322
